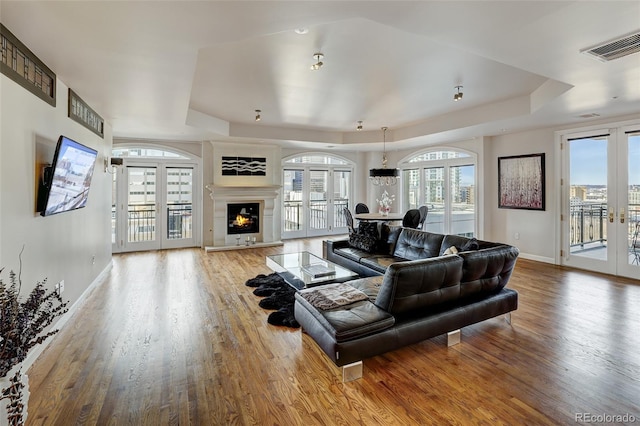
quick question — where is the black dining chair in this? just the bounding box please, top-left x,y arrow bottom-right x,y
402,209 -> 421,229
343,208 -> 355,234
417,205 -> 428,229
355,203 -> 370,214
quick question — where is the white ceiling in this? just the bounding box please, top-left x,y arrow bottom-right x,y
2,1 -> 639,151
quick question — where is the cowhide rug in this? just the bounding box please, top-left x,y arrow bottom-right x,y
245,273 -> 300,328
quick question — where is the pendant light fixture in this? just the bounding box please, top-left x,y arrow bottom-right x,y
369,127 -> 399,186
310,53 -> 324,70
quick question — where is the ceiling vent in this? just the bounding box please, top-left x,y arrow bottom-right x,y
581,31 -> 640,61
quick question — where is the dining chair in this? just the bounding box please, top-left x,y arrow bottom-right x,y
343,208 -> 355,234
417,205 -> 428,229
355,203 -> 370,214
402,209 -> 421,229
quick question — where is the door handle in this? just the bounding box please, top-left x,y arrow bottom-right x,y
609,208 -> 614,223
620,208 -> 625,224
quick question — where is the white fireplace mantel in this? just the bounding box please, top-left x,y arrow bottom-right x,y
205,184 -> 283,250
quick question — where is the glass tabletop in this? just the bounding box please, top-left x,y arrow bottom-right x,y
266,251 -> 358,289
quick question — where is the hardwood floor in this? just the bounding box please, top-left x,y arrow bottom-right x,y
26,238 -> 640,425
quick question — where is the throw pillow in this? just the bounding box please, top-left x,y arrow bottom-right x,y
348,221 -> 379,253
460,238 -> 480,251
443,245 -> 459,255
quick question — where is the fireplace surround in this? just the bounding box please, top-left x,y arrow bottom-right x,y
206,185 -> 282,251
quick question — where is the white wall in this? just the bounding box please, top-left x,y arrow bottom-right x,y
483,129 -> 556,262
0,74 -> 113,304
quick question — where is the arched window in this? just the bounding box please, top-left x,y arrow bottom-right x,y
112,147 -> 189,159
400,148 -> 477,237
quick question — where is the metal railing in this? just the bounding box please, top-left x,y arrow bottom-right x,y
283,199 -> 349,232
117,203 -> 192,242
167,203 -> 192,239
128,204 -> 156,242
570,202 -> 640,249
570,202 -> 607,248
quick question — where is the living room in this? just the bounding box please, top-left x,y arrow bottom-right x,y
1,2 -> 639,424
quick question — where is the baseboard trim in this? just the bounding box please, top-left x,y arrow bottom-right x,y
205,241 -> 284,252
24,260 -> 113,373
518,253 -> 555,264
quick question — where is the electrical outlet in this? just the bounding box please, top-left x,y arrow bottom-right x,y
56,280 -> 65,295
91,255 -> 96,265
514,232 -> 520,240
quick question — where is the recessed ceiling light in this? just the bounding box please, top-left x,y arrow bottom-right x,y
294,28 -> 309,35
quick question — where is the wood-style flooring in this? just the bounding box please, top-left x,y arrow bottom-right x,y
25,238 -> 640,425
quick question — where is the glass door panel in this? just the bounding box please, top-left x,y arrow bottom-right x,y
308,170 -> 329,235
111,171 -> 117,247
332,170 -> 351,232
163,167 -> 195,248
282,169 -> 304,238
403,169 -> 420,210
125,166 -> 160,251
450,165 -> 475,237
568,136 -> 609,262
626,132 -> 640,268
423,167 -> 445,233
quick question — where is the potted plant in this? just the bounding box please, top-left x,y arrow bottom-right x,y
1,251 -> 68,426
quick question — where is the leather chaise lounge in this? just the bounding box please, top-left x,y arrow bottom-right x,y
294,227 -> 519,381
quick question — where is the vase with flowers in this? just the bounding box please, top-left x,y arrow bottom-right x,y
376,190 -> 395,216
1,248 -> 68,426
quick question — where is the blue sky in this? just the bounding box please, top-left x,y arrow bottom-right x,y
570,136 -> 640,185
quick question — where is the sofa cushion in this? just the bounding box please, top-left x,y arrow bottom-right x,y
393,228 -> 445,260
294,294 -> 395,343
360,255 -> 407,274
347,276 -> 384,301
334,246 -> 372,263
375,255 -> 464,315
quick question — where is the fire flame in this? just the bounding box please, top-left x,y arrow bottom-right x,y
236,214 -> 250,227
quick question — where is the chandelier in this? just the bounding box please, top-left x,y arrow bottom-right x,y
369,127 -> 399,186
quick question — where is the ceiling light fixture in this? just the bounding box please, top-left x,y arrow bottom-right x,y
356,121 -> 363,131
310,53 -> 324,70
454,85 -> 463,101
255,109 -> 261,121
369,127 -> 399,186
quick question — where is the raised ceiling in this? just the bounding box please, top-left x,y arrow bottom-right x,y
1,1 -> 639,150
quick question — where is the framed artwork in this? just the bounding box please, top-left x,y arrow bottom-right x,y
221,156 -> 266,176
68,89 -> 104,138
498,153 -> 545,210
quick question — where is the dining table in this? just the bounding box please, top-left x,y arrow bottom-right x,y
355,212 -> 404,222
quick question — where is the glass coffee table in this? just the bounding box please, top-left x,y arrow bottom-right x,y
266,251 -> 358,290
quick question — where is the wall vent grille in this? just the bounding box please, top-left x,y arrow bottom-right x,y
581,31 -> 640,62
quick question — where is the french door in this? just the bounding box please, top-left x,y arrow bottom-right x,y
282,167 -> 352,238
561,126 -> 640,279
112,161 -> 199,252
402,155 -> 476,237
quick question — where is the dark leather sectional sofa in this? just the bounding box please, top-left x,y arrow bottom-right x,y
294,226 -> 519,380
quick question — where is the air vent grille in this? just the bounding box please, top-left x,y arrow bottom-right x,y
582,31 -> 640,61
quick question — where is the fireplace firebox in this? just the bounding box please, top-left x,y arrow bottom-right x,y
227,203 -> 259,234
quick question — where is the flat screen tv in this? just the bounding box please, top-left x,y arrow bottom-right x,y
40,135 -> 98,216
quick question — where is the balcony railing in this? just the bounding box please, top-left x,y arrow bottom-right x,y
167,203 -> 192,239
283,199 -> 349,232
111,203 -> 192,243
570,202 -> 607,249
570,202 -> 640,250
